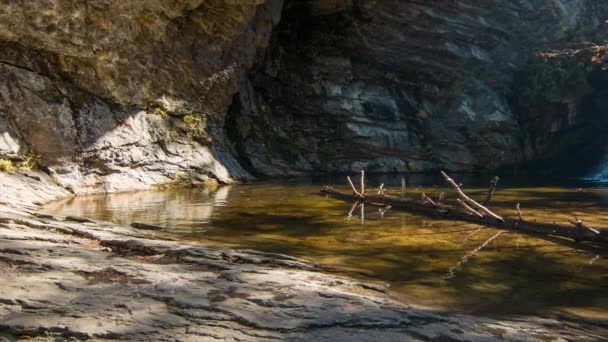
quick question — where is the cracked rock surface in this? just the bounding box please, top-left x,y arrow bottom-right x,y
1,171 -> 607,341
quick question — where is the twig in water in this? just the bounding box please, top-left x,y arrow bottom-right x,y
360,170 -> 365,195
377,183 -> 385,195
516,203 -> 523,221
483,176 -> 500,204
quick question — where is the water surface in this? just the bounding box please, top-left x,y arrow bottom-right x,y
43,175 -> 608,319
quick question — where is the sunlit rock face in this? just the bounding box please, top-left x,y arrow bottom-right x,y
229,0 -> 608,175
0,0 -> 283,193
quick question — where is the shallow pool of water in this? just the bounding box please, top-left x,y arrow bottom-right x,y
43,174 -> 608,318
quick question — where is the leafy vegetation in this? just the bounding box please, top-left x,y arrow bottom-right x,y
183,113 -> 208,141
19,153 -> 40,171
0,159 -> 15,173
154,107 -> 169,117
0,153 -> 41,173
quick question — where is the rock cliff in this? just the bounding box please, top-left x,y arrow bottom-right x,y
1,0 -> 607,191
231,0 -> 608,176
0,0 -> 284,193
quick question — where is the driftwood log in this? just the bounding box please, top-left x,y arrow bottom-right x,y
321,171 -> 608,245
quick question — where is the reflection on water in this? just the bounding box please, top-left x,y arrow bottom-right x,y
43,175 -> 608,318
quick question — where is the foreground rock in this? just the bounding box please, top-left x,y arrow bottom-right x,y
1,172 -> 607,341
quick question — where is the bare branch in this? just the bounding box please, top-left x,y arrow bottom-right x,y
516,203 -> 523,221
360,170 -> 365,195
441,171 -> 504,222
347,176 -> 362,197
483,176 -> 500,204
568,218 -> 600,235
421,193 -> 437,207
377,183 -> 385,195
457,199 -> 484,218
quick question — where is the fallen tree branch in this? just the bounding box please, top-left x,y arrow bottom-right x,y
320,185 -> 608,244
457,199 -> 484,218
440,171 -> 504,222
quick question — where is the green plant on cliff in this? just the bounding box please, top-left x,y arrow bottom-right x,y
18,153 -> 40,171
154,107 -> 168,117
521,54 -> 593,104
183,113 -> 208,142
0,159 -> 15,173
